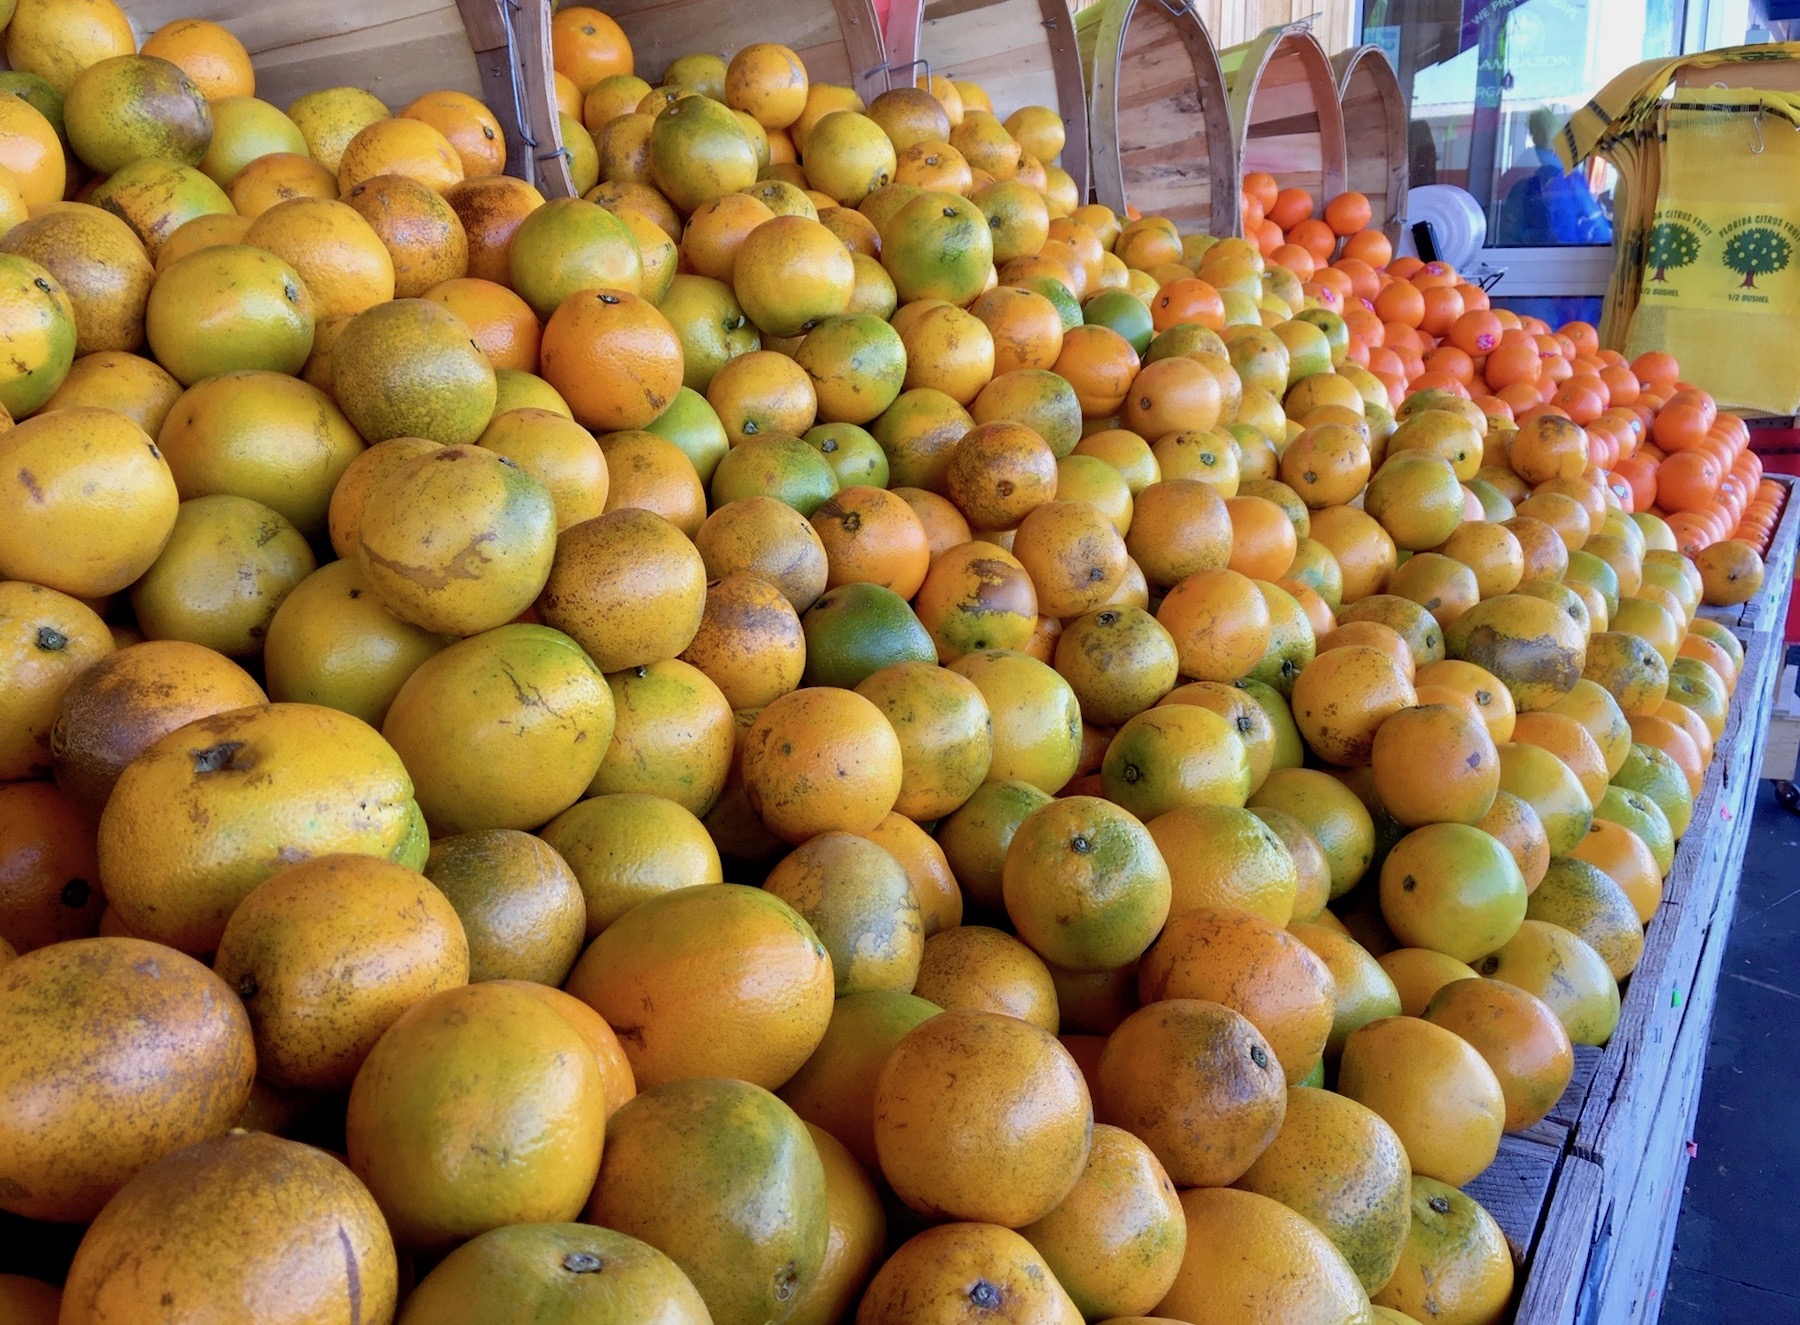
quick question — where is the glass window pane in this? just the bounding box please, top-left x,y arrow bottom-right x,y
1362,0 -> 1686,246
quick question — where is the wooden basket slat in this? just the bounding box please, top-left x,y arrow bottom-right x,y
118,0 -> 572,195
1078,0 -> 1238,236
886,0 -> 1090,197
124,0 -> 481,106
605,0 -> 888,98
1223,25 -> 1346,213
1333,44 -> 1407,242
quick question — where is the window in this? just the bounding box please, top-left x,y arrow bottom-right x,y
1361,0 -> 1691,249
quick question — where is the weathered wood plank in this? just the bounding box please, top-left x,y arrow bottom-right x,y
1467,1130 -> 1567,1265
1331,45 -> 1406,242
1515,1152 -> 1605,1324
1076,0 -> 1237,236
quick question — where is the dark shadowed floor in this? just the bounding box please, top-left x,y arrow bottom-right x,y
1663,765 -> 1800,1321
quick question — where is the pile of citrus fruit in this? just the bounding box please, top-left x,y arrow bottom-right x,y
0,3 -> 1778,1323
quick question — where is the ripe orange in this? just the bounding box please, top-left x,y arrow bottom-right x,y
400,89 -> 506,178
1378,947 -> 1483,1019
1002,794 -> 1172,971
0,781 -> 105,951
1098,998 -> 1285,1187
1374,1178 -> 1515,1324
674,572 -> 804,712
1423,976 -> 1574,1131
740,687 -> 903,842
337,114 -> 463,195
212,853 -> 466,1091
858,1224 -> 1079,1324
566,882 -> 831,1092
1138,905 -> 1334,1079
1155,567 -> 1273,682
1370,702 -> 1500,826
1569,817 -> 1663,923
908,924 -> 1057,1033
875,1009 -> 1092,1226
1019,1123 -> 1187,1319
1291,643 -> 1417,766
602,430 -> 710,538
60,1129 -> 395,1321
0,937 -> 254,1222
1157,1186 -> 1372,1325
734,214 -> 857,338
445,174 -> 545,285
342,171 -> 471,299
542,289 -> 683,433
1337,1015 -> 1506,1186
1235,1085 -> 1412,1293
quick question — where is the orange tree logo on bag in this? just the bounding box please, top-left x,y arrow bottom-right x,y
1720,221 -> 1792,290
1706,214 -> 1800,304
1646,218 -> 1702,282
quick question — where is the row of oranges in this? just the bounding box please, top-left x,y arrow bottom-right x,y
1225,176 -> 1772,568
0,6 -> 1781,1325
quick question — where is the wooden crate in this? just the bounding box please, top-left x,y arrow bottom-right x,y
1074,0 -> 1239,237
120,0 -> 572,195
1330,44 -> 1406,242
1219,25 -> 1347,218
1509,485 -> 1800,1322
883,0 -> 1090,200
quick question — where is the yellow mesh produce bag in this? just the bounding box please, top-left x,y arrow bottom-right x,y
1625,89 -> 1800,414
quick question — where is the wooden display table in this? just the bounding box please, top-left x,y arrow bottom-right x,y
1476,478 -> 1800,1323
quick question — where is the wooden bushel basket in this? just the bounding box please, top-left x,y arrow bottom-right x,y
883,0 -> 1090,200
604,0 -> 890,101
1221,24 -> 1346,219
119,0 -> 573,196
1332,44 -> 1407,242
1076,0 -> 1238,237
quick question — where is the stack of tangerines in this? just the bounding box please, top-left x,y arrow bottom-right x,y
0,6 -> 1781,1325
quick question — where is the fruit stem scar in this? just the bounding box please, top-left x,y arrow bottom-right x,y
191,741 -> 251,774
